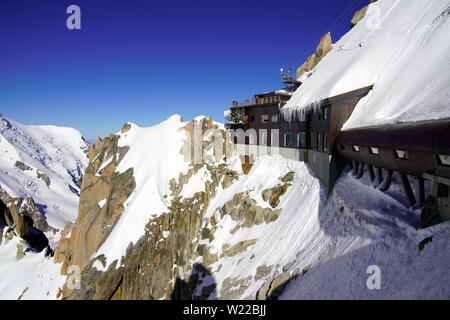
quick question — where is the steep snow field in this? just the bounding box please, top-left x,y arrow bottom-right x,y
0,115 -> 89,228
282,0 -> 450,129
208,157 -> 450,299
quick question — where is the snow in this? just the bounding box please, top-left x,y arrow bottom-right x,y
0,115 -> 89,300
198,155 -> 450,299
0,234 -> 66,300
98,199 -> 107,208
0,115 -> 89,229
282,0 -> 450,129
91,115 -> 192,269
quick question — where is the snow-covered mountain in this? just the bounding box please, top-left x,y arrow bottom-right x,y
0,114 -> 89,299
0,114 -> 89,229
283,0 -> 450,128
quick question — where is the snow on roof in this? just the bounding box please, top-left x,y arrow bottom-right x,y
282,0 -> 450,129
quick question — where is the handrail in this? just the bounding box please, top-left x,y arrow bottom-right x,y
231,95 -> 281,108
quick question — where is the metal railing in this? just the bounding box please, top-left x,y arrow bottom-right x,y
231,95 -> 282,108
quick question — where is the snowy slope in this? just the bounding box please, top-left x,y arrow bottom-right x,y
0,114 -> 89,300
0,114 -> 89,229
204,157 -> 450,299
0,235 -> 65,300
282,0 -> 450,129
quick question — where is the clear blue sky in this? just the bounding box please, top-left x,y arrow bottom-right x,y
1,0 -> 369,141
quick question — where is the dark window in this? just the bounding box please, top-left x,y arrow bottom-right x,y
250,116 -> 255,123
310,133 -> 315,149
284,132 -> 291,147
297,132 -> 306,149
437,183 -> 449,198
317,133 -> 322,151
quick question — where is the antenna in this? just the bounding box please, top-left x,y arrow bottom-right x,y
280,66 -> 302,91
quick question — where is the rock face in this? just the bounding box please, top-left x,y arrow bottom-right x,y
350,0 -> 378,28
54,133 -> 135,283
0,193 -> 53,254
296,32 -> 332,79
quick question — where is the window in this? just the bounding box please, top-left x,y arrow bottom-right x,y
284,132 -> 291,147
437,154 -> 450,167
318,110 -> 321,120
395,150 -> 409,160
250,115 -> 255,123
323,107 -> 328,120
323,133 -> 327,152
249,133 -> 256,145
271,131 -> 278,147
271,114 -> 279,123
262,114 -> 269,123
310,133 -> 315,149
297,132 -> 306,149
317,133 -> 322,151
261,131 -> 268,146
352,145 -> 360,152
370,147 -> 379,155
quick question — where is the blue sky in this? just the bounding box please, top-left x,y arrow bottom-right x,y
0,0 -> 368,141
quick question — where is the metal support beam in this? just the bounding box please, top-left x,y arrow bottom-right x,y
379,170 -> 393,191
417,177 -> 425,207
352,160 -> 358,176
401,174 -> 416,207
375,167 -> 383,186
367,165 -> 375,182
355,162 -> 364,179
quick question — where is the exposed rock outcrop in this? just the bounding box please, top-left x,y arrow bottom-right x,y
296,32 -> 332,79
350,0 -> 378,29
55,133 -> 135,283
0,194 -> 53,254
